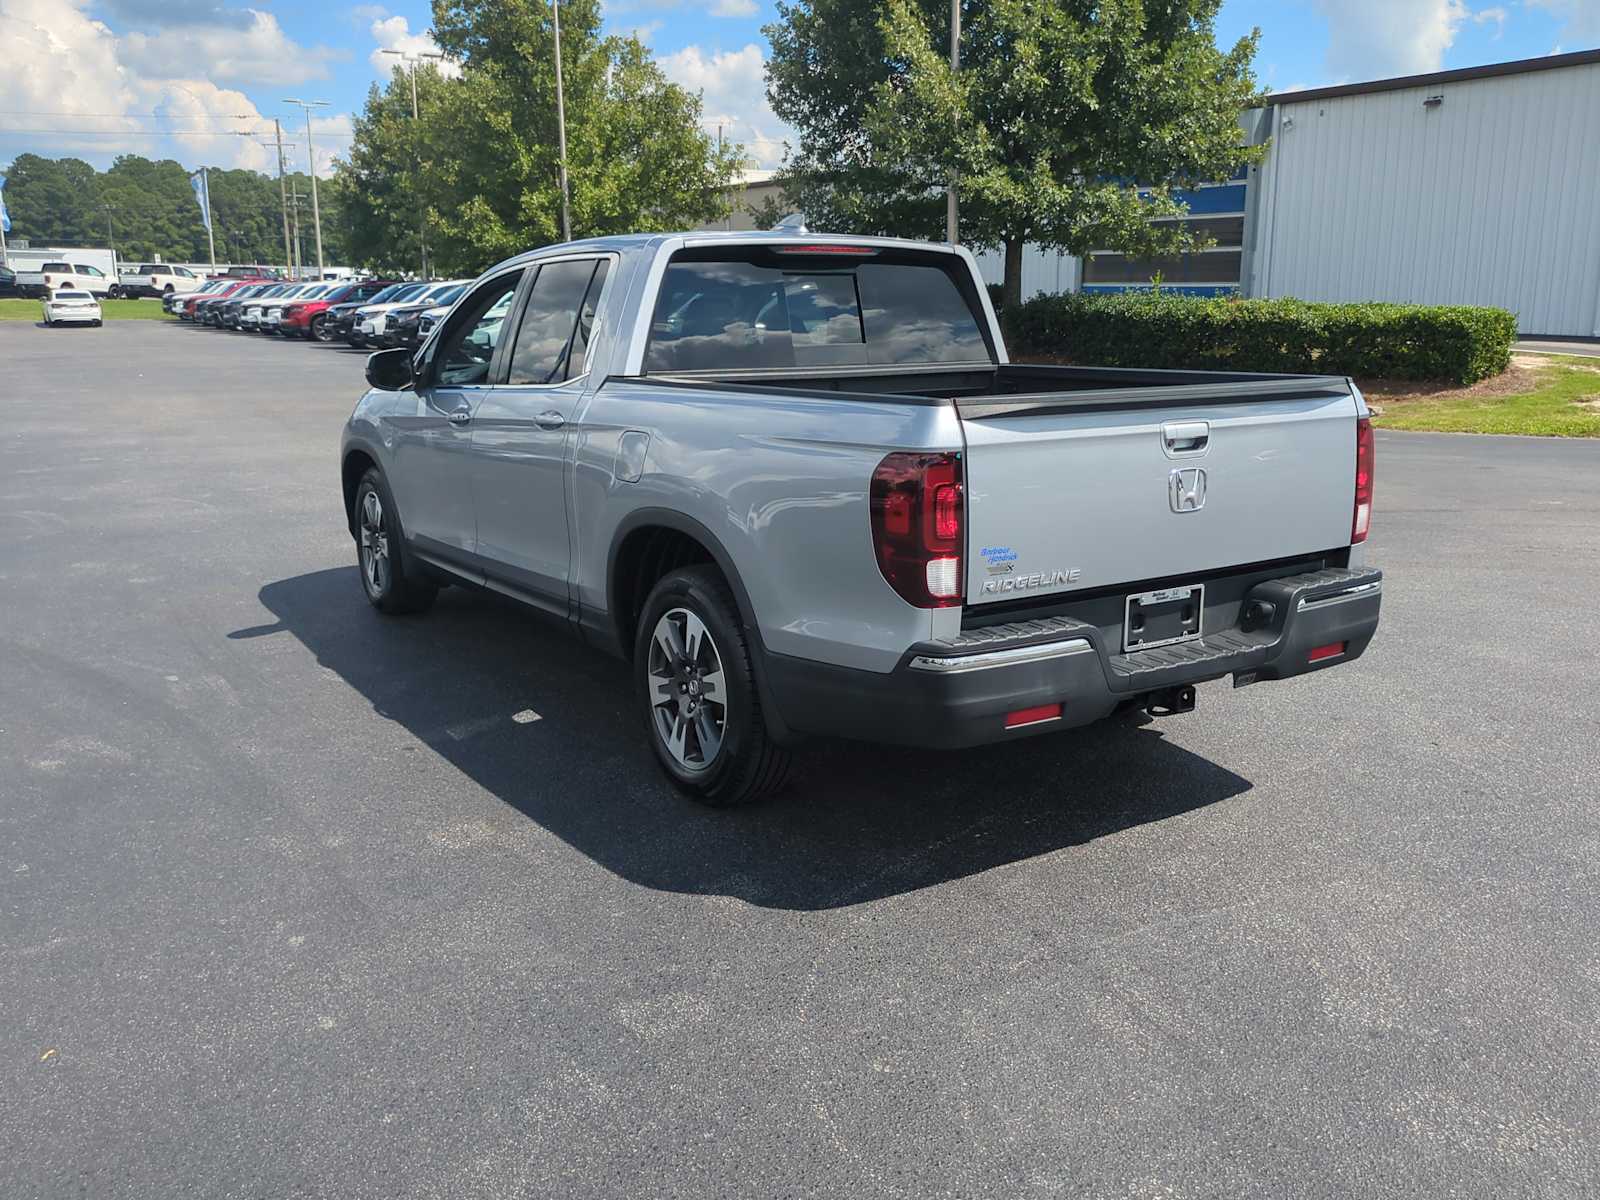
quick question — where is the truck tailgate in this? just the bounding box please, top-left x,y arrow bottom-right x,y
960,380 -> 1358,606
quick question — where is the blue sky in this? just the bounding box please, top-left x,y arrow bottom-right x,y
2,0 -> 1596,177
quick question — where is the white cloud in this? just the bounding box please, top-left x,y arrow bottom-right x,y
1473,4 -> 1508,35
657,42 -> 792,168
709,0 -> 758,16
620,18 -> 665,43
0,0 -> 344,174
1525,0 -> 1600,43
120,8 -> 340,86
368,14 -> 461,78
1314,0 -> 1469,79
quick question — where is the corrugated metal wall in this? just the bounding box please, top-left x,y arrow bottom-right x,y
970,245 -> 1076,300
1252,62 -> 1600,336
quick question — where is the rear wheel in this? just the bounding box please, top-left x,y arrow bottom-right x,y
354,469 -> 437,615
634,567 -> 790,806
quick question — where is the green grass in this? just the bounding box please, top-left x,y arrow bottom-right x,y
1373,356 -> 1600,437
0,297 -> 172,321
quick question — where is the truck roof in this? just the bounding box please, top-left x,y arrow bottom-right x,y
491,230 -> 968,272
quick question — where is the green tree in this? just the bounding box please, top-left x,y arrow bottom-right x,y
765,0 -> 1266,306
1,151 -> 343,269
3,154 -> 103,247
336,64 -> 453,275
333,0 -> 742,276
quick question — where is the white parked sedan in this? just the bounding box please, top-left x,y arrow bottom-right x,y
42,290 -> 103,327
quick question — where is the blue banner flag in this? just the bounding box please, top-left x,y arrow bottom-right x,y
188,169 -> 212,232
0,174 -> 11,235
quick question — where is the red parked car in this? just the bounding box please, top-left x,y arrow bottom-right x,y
279,279 -> 398,341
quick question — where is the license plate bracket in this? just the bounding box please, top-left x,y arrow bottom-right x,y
1123,584 -> 1204,653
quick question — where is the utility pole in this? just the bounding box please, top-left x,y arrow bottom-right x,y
271,120 -> 292,276
946,0 -> 960,244
103,204 -> 115,264
381,48 -> 445,278
552,0 -> 572,242
284,98 -> 330,277
288,179 -> 303,277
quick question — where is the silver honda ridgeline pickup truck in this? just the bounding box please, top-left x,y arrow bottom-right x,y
342,232 -> 1381,805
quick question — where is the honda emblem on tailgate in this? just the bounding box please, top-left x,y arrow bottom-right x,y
1169,467 -> 1207,513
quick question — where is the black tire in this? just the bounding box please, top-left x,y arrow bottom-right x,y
310,314 -> 330,342
353,468 -> 437,615
634,566 -> 790,806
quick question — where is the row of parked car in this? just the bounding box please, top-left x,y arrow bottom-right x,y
170,275 -> 470,349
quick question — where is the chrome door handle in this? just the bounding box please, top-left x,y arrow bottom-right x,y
1162,420 -> 1209,456
448,409 -> 472,426
535,410 -> 566,430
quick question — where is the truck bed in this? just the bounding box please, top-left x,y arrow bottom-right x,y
632,362 -> 1361,609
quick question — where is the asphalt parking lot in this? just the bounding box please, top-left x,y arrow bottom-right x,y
4,319 -> 1599,1198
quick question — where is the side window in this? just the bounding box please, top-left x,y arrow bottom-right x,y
434,273 -> 523,387
506,259 -> 602,385
567,261 -> 609,381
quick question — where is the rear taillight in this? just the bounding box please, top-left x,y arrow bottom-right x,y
1352,416 -> 1375,543
870,452 -> 964,608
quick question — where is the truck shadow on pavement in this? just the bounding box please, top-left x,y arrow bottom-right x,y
235,568 -> 1252,911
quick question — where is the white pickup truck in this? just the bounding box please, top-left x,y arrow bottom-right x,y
342,232 -> 1382,804
15,260 -> 119,300
119,263 -> 204,299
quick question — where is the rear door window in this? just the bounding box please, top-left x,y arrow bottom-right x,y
644,249 -> 990,373
506,259 -> 604,385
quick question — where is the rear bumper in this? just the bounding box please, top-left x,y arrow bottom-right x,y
763,567 -> 1382,749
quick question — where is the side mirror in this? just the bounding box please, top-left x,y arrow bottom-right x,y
365,347 -> 415,391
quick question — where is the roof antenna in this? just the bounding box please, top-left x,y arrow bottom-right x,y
773,211 -> 809,234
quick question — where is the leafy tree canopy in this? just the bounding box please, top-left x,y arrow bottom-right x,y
765,0 -> 1266,304
336,0 -> 744,278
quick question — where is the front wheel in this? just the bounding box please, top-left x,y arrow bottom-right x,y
634,567 -> 790,806
354,469 -> 437,615
310,314 -> 331,342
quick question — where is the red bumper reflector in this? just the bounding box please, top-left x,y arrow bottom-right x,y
1005,703 -> 1063,729
1308,642 -> 1347,663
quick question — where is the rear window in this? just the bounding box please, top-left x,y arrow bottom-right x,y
644,248 -> 991,373
44,262 -> 71,272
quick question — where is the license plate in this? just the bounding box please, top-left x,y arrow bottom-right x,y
1123,584 -> 1204,653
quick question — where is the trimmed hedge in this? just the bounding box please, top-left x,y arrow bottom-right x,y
1002,293 -> 1518,385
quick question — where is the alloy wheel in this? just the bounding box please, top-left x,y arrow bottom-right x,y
358,489 -> 390,597
647,607 -> 727,771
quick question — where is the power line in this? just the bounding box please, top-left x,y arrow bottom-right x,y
0,128 -> 277,137
0,110 -> 259,120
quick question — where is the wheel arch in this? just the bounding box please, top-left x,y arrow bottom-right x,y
604,508 -> 798,746
604,509 -> 769,663
341,446 -> 380,536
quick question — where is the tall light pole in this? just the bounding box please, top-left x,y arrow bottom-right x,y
552,0 -> 571,242
284,98 -> 330,277
380,48 -> 446,277
946,0 -> 960,244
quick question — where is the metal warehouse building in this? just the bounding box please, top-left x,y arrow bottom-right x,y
973,48 -> 1600,337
